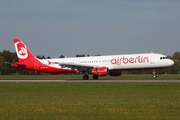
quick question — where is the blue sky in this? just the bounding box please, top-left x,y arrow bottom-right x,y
0,0 -> 180,57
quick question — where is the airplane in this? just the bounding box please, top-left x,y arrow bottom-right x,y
11,38 -> 174,80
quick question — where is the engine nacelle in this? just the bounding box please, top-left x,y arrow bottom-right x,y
92,67 -> 109,76
109,70 -> 122,76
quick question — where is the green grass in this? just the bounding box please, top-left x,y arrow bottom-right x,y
0,83 -> 180,120
0,74 -> 180,80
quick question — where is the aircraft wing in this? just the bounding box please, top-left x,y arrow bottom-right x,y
57,62 -> 99,71
59,63 -> 95,68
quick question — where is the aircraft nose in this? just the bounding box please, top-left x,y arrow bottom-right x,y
169,59 -> 174,66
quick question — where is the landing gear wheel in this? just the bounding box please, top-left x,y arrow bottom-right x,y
83,75 -> 89,80
92,75 -> 99,80
152,70 -> 157,79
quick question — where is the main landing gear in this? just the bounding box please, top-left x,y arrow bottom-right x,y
82,75 -> 99,80
83,75 -> 89,80
92,75 -> 99,80
152,70 -> 157,78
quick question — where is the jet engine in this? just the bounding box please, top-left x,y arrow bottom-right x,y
92,67 -> 109,76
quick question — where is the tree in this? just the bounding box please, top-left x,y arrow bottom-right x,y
172,51 -> 180,61
76,54 -> 85,57
0,55 -> 5,75
59,55 -> 65,58
95,54 -> 101,56
170,51 -> 180,74
0,50 -> 16,74
47,56 -> 51,59
37,55 -> 46,59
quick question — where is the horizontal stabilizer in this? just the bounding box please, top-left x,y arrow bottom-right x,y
12,63 -> 27,69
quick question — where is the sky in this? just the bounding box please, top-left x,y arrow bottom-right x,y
0,0 -> 180,57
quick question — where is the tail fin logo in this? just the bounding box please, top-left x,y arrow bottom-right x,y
15,42 -> 28,59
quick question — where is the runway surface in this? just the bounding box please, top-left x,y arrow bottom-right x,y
0,80 -> 180,83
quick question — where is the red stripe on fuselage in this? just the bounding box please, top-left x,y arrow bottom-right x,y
22,60 -> 78,74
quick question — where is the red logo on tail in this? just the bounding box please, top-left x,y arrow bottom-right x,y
18,47 -> 26,55
15,42 -> 28,59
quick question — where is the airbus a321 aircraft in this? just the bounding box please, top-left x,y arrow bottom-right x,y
12,38 -> 174,80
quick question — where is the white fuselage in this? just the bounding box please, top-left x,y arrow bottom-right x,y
39,53 -> 174,71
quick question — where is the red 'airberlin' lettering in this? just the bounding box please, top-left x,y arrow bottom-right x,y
111,56 -> 149,65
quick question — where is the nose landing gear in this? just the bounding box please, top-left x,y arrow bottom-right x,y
152,70 -> 157,78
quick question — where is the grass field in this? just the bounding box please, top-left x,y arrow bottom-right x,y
0,74 -> 180,80
0,82 -> 180,120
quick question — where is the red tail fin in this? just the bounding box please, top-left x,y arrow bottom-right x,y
14,38 -> 37,62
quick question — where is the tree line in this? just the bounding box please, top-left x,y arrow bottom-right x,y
0,50 -> 180,75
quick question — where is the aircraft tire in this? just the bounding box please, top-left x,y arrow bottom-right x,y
83,75 -> 89,80
92,75 -> 99,80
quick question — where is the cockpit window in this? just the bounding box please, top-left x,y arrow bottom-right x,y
160,57 -> 168,60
